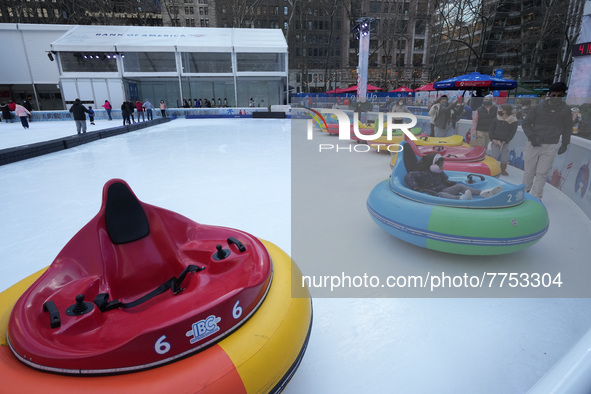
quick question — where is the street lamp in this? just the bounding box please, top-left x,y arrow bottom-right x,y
353,17 -> 375,102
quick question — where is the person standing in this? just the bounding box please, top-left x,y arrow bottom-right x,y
428,99 -> 441,137
432,95 -> 458,137
121,101 -> 131,125
88,106 -> 95,125
470,94 -> 498,148
23,97 -> 33,121
488,104 -> 518,176
159,100 -> 167,118
14,103 -> 31,129
126,101 -> 136,123
135,100 -> 145,122
102,100 -> 113,120
68,98 -> 91,134
390,98 -> 411,124
143,99 -> 154,121
522,82 -> 572,199
0,101 -> 13,123
571,107 -> 591,139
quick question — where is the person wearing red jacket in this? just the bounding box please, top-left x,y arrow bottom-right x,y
135,100 -> 145,122
102,100 -> 112,120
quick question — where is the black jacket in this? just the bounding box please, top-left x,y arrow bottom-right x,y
0,103 -> 11,119
69,102 -> 91,121
522,100 -> 571,145
475,105 -> 498,131
489,115 -> 518,143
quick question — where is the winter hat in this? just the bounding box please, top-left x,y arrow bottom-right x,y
549,82 -> 568,93
430,154 -> 444,173
432,154 -> 443,166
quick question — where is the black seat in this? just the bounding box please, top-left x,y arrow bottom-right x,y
105,181 -> 150,244
402,142 -> 419,173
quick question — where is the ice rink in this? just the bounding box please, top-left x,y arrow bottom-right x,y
1,117 -> 591,393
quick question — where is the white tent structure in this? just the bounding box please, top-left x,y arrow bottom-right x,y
0,24 -> 288,109
0,23 -> 71,110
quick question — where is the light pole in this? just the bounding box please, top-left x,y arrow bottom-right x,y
354,17 -> 375,103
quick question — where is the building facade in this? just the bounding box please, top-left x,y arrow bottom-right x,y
0,1 -> 586,97
0,0 -> 163,26
0,24 -> 288,110
160,0 -> 216,28
430,0 -> 585,88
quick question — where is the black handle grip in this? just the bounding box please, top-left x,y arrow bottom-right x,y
43,301 -> 61,329
466,173 -> 485,184
227,236 -> 246,252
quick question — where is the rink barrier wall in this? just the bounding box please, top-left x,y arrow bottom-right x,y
0,118 -> 171,166
12,107 -> 291,122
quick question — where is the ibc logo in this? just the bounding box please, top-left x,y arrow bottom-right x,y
186,315 -> 221,344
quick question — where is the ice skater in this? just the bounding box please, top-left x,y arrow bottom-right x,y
14,103 -> 31,129
68,99 -> 92,134
88,106 -> 95,125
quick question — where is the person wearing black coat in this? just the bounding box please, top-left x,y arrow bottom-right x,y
522,82 -> 572,199
23,97 -> 33,121
68,99 -> 91,134
126,101 -> 135,123
121,102 -> 131,125
0,101 -> 12,123
488,104 -> 518,176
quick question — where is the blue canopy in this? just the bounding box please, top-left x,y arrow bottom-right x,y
434,72 -> 517,90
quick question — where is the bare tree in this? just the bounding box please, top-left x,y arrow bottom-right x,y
555,0 -> 586,82
318,0 -> 346,91
524,0 -> 584,83
373,0 -> 410,89
215,0 -> 263,28
431,0 -> 501,78
160,0 -> 183,26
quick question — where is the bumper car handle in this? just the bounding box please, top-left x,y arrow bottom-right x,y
466,174 -> 485,184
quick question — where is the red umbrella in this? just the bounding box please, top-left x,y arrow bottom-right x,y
325,87 -> 346,94
414,83 -> 436,91
340,84 -> 383,92
389,86 -> 414,92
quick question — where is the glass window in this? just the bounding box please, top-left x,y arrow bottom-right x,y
415,20 -> 426,35
370,1 -> 380,13
182,52 -> 232,73
236,53 -> 285,72
123,52 -> 176,72
60,52 -> 118,72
